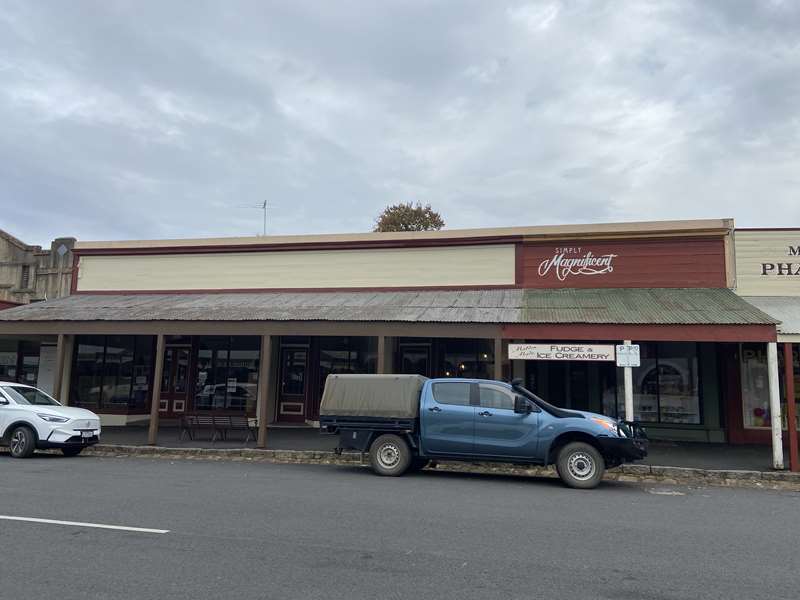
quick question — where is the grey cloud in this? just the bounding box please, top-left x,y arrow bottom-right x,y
1,0 -> 799,245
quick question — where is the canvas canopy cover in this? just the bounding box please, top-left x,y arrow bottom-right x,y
320,374 -> 428,419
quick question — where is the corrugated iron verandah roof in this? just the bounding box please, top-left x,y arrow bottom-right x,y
0,288 -> 778,326
742,296 -> 800,335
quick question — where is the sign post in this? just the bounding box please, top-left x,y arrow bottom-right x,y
616,342 -> 640,422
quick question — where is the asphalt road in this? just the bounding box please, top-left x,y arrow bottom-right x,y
1,454 -> 797,600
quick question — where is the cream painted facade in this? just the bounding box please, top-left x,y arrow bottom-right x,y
76,244 -> 517,292
735,230 -> 800,297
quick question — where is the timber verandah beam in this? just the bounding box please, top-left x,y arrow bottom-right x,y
0,320 -> 504,338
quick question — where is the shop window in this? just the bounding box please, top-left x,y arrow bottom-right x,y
194,336 -> 260,412
317,337 -> 377,395
0,339 -> 17,381
741,343 -> 800,430
71,335 -> 154,411
438,339 -> 493,379
616,342 -> 701,424
17,342 -> 41,386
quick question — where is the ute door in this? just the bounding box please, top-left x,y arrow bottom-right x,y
473,383 -> 540,459
421,381 -> 475,456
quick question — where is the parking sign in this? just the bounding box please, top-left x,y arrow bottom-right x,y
615,344 -> 641,368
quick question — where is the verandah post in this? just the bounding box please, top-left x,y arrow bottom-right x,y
494,336 -> 503,381
623,339 -> 634,422
767,341 -> 784,470
784,343 -> 798,472
257,334 -> 273,449
52,333 -> 66,403
147,334 -> 166,446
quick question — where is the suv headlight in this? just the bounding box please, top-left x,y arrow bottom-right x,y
590,417 -> 621,436
37,413 -> 70,423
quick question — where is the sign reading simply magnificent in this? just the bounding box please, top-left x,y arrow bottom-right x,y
508,344 -> 616,361
519,238 -> 728,288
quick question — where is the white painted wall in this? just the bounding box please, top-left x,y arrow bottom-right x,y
77,245 -> 517,292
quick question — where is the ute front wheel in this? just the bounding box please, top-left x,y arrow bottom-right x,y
369,434 -> 412,476
556,442 -> 605,489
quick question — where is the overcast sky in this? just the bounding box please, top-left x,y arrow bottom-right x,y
1,1 -> 798,245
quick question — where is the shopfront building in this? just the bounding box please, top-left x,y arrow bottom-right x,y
732,229 -> 799,469
0,219 -> 779,447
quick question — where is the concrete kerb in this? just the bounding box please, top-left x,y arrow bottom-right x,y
81,444 -> 800,491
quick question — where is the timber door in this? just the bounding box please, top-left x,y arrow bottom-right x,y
277,347 -> 309,423
159,345 -> 191,417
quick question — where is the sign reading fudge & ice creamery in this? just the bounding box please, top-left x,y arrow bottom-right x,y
509,344 -> 616,361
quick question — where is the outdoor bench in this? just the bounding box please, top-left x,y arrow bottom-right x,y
179,414 -> 257,444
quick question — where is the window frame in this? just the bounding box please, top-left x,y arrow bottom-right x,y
478,383 -> 517,411
431,381 -> 476,407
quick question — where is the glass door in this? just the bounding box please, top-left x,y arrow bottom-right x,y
159,346 -> 191,416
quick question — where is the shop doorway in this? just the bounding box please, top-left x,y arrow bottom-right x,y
159,345 -> 191,417
277,347 -> 309,423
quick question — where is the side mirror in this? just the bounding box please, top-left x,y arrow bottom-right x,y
514,396 -> 531,414
0,398 -> 8,405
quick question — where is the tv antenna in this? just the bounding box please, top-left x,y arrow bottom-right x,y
235,201 -> 275,236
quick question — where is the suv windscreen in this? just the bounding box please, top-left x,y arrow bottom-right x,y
1,386 -> 60,406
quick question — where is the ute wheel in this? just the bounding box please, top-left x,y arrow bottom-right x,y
556,442 -> 605,489
369,434 -> 412,476
8,426 -> 36,458
61,447 -> 84,457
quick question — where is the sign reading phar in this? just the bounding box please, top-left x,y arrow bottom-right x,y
508,344 -> 616,361
761,245 -> 800,276
538,247 -> 618,281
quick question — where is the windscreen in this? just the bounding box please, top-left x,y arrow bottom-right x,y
1,386 -> 60,406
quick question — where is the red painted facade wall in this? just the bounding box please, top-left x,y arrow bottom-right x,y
518,237 -> 727,288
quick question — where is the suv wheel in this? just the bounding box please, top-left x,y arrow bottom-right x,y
556,442 -> 605,489
9,426 -> 36,459
369,434 -> 411,476
61,447 -> 84,457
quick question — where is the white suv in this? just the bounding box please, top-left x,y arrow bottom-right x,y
0,382 -> 101,458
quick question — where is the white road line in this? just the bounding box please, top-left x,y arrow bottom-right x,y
0,515 -> 169,534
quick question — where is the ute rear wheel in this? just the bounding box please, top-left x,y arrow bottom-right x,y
9,426 -> 36,458
369,434 -> 412,476
556,442 -> 605,489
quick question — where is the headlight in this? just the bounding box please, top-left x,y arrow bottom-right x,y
590,417 -> 621,435
37,413 -> 70,423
